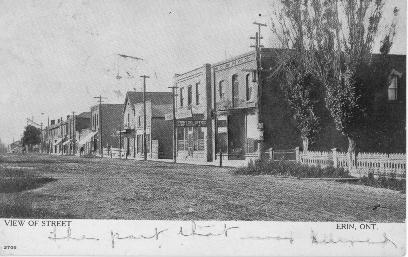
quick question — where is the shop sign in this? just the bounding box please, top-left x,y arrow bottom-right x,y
176,120 -> 207,127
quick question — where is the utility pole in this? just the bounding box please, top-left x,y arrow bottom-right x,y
94,95 -> 106,157
251,21 -> 267,160
168,84 -> 178,163
72,111 -> 76,155
140,75 -> 149,161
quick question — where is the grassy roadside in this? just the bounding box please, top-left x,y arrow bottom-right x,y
234,160 -> 405,192
0,168 -> 56,193
0,167 -> 72,218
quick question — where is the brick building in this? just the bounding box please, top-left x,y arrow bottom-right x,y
62,112 -> 91,155
169,64 -> 213,162
90,104 -> 123,156
121,91 -> 173,159
212,49 -> 406,158
170,49 -> 405,163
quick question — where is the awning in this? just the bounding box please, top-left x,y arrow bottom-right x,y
62,139 -> 72,146
77,131 -> 98,147
53,138 -> 63,146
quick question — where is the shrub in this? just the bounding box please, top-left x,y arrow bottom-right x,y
234,159 -> 351,178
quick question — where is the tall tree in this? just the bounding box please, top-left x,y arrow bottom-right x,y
271,0 -> 324,151
22,125 -> 41,150
312,0 -> 398,166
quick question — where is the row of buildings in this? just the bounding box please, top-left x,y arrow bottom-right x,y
41,48 -> 406,162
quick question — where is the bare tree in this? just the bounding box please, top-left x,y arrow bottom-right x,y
270,0 -> 323,151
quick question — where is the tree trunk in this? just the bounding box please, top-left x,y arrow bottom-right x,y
347,136 -> 357,174
302,136 -> 309,153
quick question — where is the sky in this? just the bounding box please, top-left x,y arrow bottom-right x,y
0,0 -> 406,144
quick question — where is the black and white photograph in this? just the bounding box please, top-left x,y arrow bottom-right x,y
0,0 -> 406,256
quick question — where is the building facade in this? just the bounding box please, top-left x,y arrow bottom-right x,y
90,104 -> 123,156
170,64 -> 213,162
121,91 -> 173,159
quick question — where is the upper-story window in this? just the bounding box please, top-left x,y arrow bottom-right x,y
180,87 -> 184,107
138,116 -> 141,127
232,74 -> 239,107
388,76 -> 398,101
219,80 -> 225,99
246,73 -> 252,101
127,113 -> 130,126
187,85 -> 192,106
195,82 -> 200,105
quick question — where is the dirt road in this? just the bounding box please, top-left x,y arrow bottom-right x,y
0,154 -> 405,221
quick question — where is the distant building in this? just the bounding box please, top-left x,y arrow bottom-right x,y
121,91 -> 173,159
90,104 -> 123,156
7,140 -> 23,153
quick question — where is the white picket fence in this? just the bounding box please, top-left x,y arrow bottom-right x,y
297,148 -> 406,178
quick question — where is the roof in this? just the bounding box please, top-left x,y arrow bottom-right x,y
151,104 -> 173,118
125,91 -> 173,107
77,112 -> 91,118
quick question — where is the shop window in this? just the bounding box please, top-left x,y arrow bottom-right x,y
246,73 -> 252,101
195,82 -> 200,105
188,85 -> 192,106
232,74 -> 239,107
180,88 -> 184,107
146,134 -> 150,153
388,77 -> 398,101
137,135 -> 142,153
177,127 -> 185,151
219,80 -> 225,99
194,127 -> 205,151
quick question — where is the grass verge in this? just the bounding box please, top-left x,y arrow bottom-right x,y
0,169 -> 56,193
234,159 -> 351,178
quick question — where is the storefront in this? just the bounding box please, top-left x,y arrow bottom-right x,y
215,108 -> 258,160
176,119 -> 207,160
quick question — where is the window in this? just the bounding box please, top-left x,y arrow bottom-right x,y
388,77 -> 398,101
180,88 -> 184,107
219,80 -> 225,99
232,74 -> 239,107
195,82 -> 200,105
127,113 -> 130,127
177,127 -> 185,151
188,85 -> 192,106
138,116 -> 141,127
246,73 -> 252,101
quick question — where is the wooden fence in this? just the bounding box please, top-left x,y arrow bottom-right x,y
296,147 -> 406,178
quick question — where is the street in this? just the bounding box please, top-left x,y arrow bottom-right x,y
0,154 -> 405,222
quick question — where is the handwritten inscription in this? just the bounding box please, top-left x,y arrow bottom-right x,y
48,227 -> 100,242
111,227 -> 168,248
178,221 -> 238,237
311,230 -> 397,248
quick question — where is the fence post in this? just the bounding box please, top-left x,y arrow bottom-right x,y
269,147 -> 274,161
331,148 -> 337,168
295,147 -> 300,163
219,152 -> 223,167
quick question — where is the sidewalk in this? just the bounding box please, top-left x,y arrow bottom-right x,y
97,153 -> 249,168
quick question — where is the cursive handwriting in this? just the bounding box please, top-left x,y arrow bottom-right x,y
311,230 -> 397,248
178,221 -> 239,237
111,227 -> 168,248
241,232 -> 294,244
48,227 -> 100,242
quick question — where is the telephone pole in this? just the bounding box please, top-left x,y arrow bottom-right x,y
168,84 -> 178,163
140,75 -> 150,161
251,21 -> 267,160
72,111 -> 76,155
94,95 -> 106,157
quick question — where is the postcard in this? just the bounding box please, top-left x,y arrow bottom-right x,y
0,0 -> 406,256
